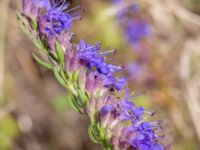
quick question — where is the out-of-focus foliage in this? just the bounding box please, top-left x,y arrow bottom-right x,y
0,116 -> 18,150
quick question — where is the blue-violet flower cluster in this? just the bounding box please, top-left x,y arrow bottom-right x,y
18,0 -> 167,149
112,0 -> 150,46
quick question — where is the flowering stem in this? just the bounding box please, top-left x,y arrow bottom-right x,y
17,1 -> 166,149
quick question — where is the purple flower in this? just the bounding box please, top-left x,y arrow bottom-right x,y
124,20 -> 150,45
22,0 -> 80,39
85,71 -> 105,93
77,40 -> 126,90
100,105 -> 114,117
98,90 -> 165,150
20,1 -> 167,149
38,1 -> 80,38
22,0 -> 51,17
113,1 -> 150,46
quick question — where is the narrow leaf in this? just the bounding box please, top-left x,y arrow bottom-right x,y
30,17 -> 37,31
53,67 -> 66,87
55,41 -> 64,64
77,89 -> 88,107
88,125 -> 99,143
17,19 -> 30,35
17,12 -> 27,24
66,94 -> 79,112
33,38 -> 44,51
32,53 -> 52,69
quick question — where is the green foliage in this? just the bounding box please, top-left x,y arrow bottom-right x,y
30,17 -> 37,31
76,89 -> 89,107
0,116 -> 18,150
88,124 -> 99,144
65,94 -> 80,112
55,42 -> 65,64
88,123 -> 112,150
53,67 -> 67,87
32,53 -> 52,69
17,13 -> 30,35
32,38 -> 46,52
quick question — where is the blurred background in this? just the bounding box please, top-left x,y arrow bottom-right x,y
0,0 -> 200,149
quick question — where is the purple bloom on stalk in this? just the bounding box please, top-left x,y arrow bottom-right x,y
22,0 -> 80,38
77,40 -> 126,90
38,1 -> 80,38
100,105 -> 114,117
99,90 -> 165,150
124,20 -> 150,45
20,1 -> 167,149
112,0 -> 150,46
22,0 -> 51,17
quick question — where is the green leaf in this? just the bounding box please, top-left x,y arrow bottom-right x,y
30,17 -> 37,31
17,13 -> 31,35
32,38 -> 44,51
49,51 -> 59,62
68,84 -> 78,96
16,13 -> 25,22
97,123 -> 105,140
55,41 -> 64,64
32,53 -> 52,69
53,67 -> 66,87
66,94 -> 80,112
71,97 -> 84,114
17,19 -> 30,35
88,125 -> 99,143
59,69 -> 69,84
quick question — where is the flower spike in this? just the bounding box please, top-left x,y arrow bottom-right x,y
18,0 -> 167,149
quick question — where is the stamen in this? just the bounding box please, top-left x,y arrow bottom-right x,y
57,0 -> 67,11
65,6 -> 81,13
54,0 -> 64,8
99,50 -> 116,57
